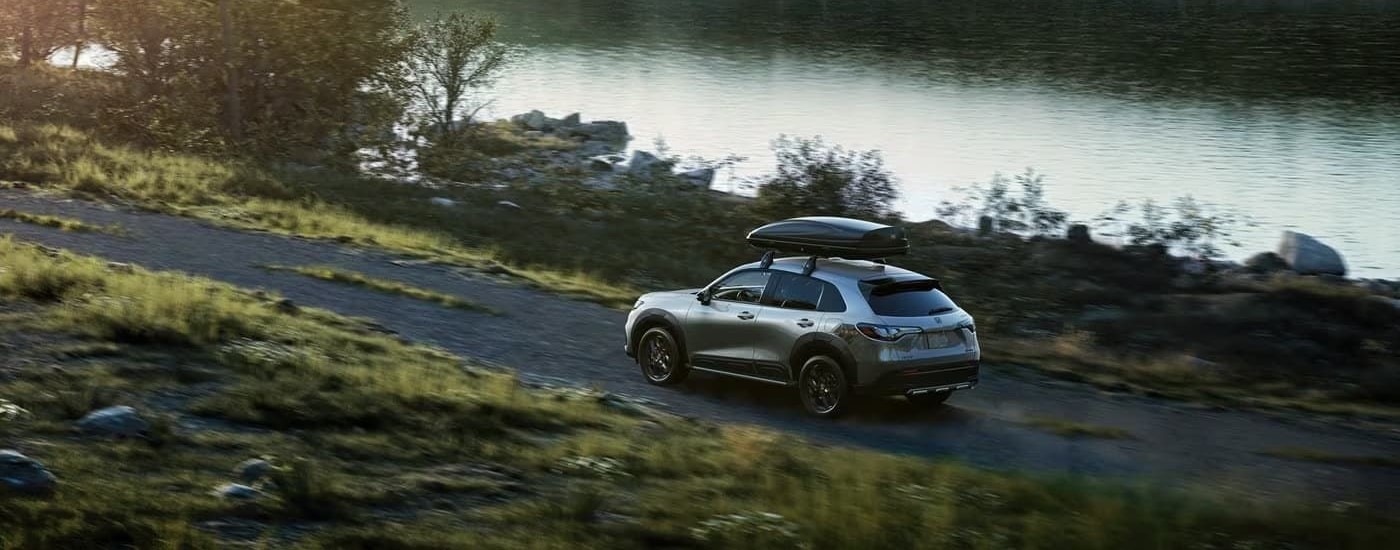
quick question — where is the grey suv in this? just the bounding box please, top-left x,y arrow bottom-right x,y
624,255 -> 980,417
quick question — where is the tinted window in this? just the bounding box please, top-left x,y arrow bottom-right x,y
709,270 -> 771,304
764,273 -> 846,312
863,281 -> 957,317
766,273 -> 817,311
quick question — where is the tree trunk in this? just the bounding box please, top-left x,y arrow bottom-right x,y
220,0 -> 243,139
71,0 -> 88,69
18,23 -> 35,67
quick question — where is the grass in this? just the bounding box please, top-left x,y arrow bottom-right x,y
1261,448 -> 1400,469
1020,416 -> 1136,440
0,123 -> 636,308
1,238 -> 1397,548
263,264 -> 501,315
0,208 -> 124,234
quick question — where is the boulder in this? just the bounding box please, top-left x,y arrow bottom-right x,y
576,141 -> 618,157
75,405 -> 149,438
1277,231 -> 1347,276
510,110 -> 554,131
625,151 -> 669,177
586,154 -> 627,172
568,121 -> 630,144
212,483 -> 263,500
1066,224 -> 1092,244
0,450 -> 57,496
234,458 -> 275,484
429,197 -> 457,208
977,216 -> 995,236
274,298 -> 300,315
677,167 -> 716,189
1244,251 -> 1290,274
560,113 -> 582,128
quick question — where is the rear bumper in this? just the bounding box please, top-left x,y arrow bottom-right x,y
857,361 -> 980,396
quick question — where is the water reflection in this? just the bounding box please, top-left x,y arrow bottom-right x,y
415,0 -> 1400,275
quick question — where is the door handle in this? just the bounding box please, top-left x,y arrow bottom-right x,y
737,312 -> 755,320
796,319 -> 814,328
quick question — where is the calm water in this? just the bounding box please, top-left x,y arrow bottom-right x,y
413,0 -> 1400,276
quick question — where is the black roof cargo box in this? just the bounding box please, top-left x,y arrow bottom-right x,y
746,217 -> 909,259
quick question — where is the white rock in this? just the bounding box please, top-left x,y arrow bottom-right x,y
212,483 -> 263,500
1277,231 -> 1347,276
429,197 -> 457,208
75,406 -> 149,438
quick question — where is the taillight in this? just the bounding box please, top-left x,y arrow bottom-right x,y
856,323 -> 922,342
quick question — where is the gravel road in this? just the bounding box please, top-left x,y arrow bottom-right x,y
4,189 -> 1398,508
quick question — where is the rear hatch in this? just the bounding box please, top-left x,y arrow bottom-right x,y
862,278 -> 976,359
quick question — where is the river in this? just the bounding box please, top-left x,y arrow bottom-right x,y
414,0 -> 1400,275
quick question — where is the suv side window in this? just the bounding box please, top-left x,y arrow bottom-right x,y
766,272 -> 846,312
709,270 -> 771,304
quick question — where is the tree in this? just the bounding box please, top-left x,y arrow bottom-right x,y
754,136 -> 900,220
90,0 -> 413,152
0,0 -> 77,66
407,13 -> 514,134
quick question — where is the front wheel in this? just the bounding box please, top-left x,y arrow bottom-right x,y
638,327 -> 688,386
798,355 -> 849,418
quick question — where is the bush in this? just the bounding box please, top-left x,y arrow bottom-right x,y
753,136 -> 899,220
937,168 -> 1068,237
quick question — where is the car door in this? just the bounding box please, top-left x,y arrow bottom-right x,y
752,272 -> 843,382
685,269 -> 772,375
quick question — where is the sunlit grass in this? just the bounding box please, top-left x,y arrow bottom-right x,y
0,208 -> 123,234
0,123 -> 635,308
263,264 -> 501,315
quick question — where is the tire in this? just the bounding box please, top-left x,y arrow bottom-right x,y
637,327 -> 688,386
798,355 -> 849,418
907,391 -> 951,408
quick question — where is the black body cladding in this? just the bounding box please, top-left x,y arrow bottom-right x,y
746,217 -> 910,260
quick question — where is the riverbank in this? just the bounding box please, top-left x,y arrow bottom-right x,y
4,114 -> 1399,422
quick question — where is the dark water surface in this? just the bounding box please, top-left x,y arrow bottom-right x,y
413,0 -> 1400,275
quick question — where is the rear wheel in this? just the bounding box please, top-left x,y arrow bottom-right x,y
638,327 -> 688,386
798,355 -> 849,418
907,391 -> 951,408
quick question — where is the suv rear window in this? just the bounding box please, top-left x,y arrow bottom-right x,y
862,280 -> 957,317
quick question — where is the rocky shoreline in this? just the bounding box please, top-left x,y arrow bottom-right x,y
488,109 -> 717,191
413,110 -> 1397,297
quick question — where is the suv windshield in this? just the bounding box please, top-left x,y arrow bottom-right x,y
863,280 -> 957,317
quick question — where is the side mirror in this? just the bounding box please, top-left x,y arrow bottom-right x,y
696,289 -> 711,305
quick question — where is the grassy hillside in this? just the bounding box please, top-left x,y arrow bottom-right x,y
0,237 -> 1395,548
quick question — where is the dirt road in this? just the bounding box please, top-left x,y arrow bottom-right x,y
4,189 -> 1398,508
